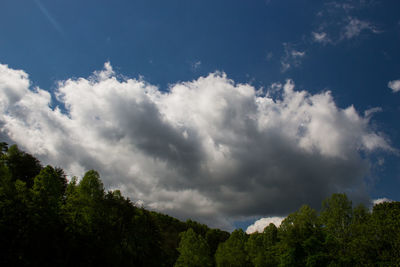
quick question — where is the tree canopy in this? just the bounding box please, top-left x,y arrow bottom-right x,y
0,142 -> 399,266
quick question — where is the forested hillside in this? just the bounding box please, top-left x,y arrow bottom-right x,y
0,143 -> 399,266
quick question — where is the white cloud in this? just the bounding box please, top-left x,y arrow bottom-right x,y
191,61 -> 202,71
281,43 -> 306,72
291,50 -> 305,57
312,1 -> 381,46
266,52 -> 273,61
342,17 -> 379,39
388,79 -> 400,93
364,107 -> 382,118
0,62 -> 392,230
246,217 -> 284,234
312,32 -> 331,44
372,198 -> 394,206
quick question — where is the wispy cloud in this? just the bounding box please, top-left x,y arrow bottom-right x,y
281,43 -> 306,72
191,61 -> 202,71
342,17 -> 380,39
33,0 -> 65,37
312,32 -> 331,44
311,1 -> 381,45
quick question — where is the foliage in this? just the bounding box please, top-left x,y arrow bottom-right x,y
1,142 -> 400,266
6,144 -> 42,188
215,229 -> 251,267
174,228 -> 213,267
370,201 -> 400,266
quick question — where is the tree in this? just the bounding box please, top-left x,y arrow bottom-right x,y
320,193 -> 353,265
174,228 -> 213,267
371,201 -> 400,266
6,144 -> 42,188
62,170 -> 106,265
186,219 -> 209,237
0,142 -> 8,156
29,166 -> 66,266
215,229 -> 251,267
32,166 -> 64,213
263,223 -> 279,266
246,232 -> 267,267
205,228 -> 230,263
278,205 -> 326,267
347,204 -> 375,266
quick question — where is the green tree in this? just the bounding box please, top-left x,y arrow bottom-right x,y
0,142 -> 8,156
206,228 -> 230,264
278,205 -> 326,267
29,166 -> 66,266
186,219 -> 209,237
246,232 -> 267,267
320,193 -> 353,265
215,229 -> 251,267
347,204 -> 375,266
31,166 -> 64,214
62,170 -> 106,265
174,228 -> 213,267
371,201 -> 400,266
263,223 -> 279,266
151,212 -> 188,266
6,144 -> 42,188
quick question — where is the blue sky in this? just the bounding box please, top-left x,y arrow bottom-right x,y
0,0 -> 399,230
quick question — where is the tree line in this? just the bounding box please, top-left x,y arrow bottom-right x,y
0,142 -> 399,266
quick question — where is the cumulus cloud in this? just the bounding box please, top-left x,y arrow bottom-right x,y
0,62 -> 392,230
246,217 -> 284,234
388,79 -> 400,93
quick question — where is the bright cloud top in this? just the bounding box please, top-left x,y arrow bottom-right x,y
246,217 -> 285,234
0,62 -> 391,229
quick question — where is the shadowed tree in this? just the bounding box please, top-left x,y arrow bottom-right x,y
174,228 -> 213,267
205,228 -> 230,265
278,205 -> 327,267
347,204 -> 375,266
6,144 -> 42,188
215,229 -> 251,267
320,193 -> 353,265
62,170 -> 106,266
371,201 -> 400,266
263,223 -> 279,266
246,232 -> 267,267
245,226 -> 280,267
0,142 -> 8,155
29,166 -> 66,266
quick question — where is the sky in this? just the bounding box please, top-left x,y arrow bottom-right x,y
0,0 -> 399,231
